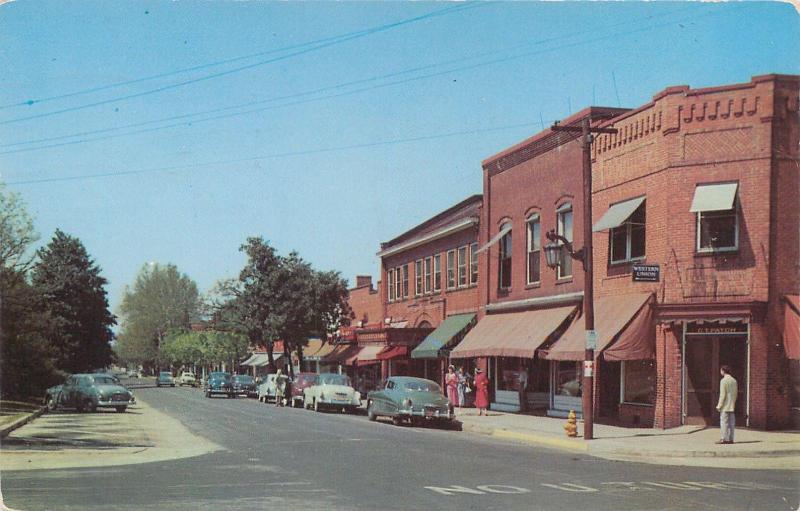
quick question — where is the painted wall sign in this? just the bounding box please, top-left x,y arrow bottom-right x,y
686,322 -> 748,335
632,264 -> 660,282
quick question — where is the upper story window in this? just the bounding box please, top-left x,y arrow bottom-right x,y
457,246 -> 468,287
415,260 -> 423,296
387,269 -> 395,302
610,201 -> 646,264
433,254 -> 442,292
469,242 -> 478,285
446,249 -> 456,289
401,264 -> 409,298
690,182 -> 739,253
498,223 -> 512,290
556,203 -> 573,279
526,214 -> 541,285
394,267 -> 403,300
424,256 -> 433,294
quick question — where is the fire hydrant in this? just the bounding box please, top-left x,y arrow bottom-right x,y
564,410 -> 578,437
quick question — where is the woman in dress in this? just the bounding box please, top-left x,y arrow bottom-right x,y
473,367 -> 489,415
445,365 -> 459,407
456,367 -> 467,408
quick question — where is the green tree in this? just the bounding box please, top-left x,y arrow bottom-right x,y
116,263 -> 199,371
31,230 -> 115,373
0,182 -> 39,272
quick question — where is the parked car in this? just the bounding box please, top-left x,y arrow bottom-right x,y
156,371 -> 176,387
205,372 -> 235,398
232,375 -> 257,397
44,374 -> 135,413
289,373 -> 318,408
127,370 -> 140,378
366,376 -> 453,426
303,373 -> 361,413
257,374 -> 278,403
93,372 -> 121,384
178,372 -> 197,387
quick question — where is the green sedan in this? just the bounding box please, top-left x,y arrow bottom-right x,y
366,376 -> 454,427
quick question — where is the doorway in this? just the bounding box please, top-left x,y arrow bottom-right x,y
683,335 -> 748,426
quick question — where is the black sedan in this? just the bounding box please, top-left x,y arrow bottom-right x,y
204,372 -> 235,398
232,375 -> 257,398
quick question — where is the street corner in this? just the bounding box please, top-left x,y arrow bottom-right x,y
0,396 -> 221,471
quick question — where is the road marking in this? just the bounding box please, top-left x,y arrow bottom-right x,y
424,480 -> 792,496
424,485 -> 488,496
642,482 -> 702,490
540,483 -> 599,493
475,485 -> 530,494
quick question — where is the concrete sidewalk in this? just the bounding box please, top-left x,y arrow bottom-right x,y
455,407 -> 800,470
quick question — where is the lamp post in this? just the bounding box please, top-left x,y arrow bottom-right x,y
546,116 -> 617,440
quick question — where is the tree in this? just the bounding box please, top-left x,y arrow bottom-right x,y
31,230 -> 115,373
161,329 -> 248,375
116,263 -> 199,370
0,181 -> 39,272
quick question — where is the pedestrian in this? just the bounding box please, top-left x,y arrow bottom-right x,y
518,366 -> 528,414
456,367 -> 467,408
275,369 -> 287,407
716,365 -> 738,444
445,365 -> 459,406
473,367 -> 489,416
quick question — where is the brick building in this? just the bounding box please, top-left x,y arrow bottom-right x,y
589,74 -> 800,429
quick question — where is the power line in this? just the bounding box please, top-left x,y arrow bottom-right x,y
0,3 -> 480,126
6,120 -> 549,186
1,5 -> 695,151
0,3 -> 477,112
0,6 -> 712,156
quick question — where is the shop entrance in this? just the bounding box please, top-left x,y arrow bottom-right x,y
683,327 -> 748,426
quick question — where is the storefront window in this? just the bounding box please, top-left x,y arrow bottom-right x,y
555,361 -> 581,397
790,360 -> 800,409
496,357 -> 524,391
622,359 -> 656,405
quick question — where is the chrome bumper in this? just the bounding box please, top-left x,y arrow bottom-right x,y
399,408 -> 453,420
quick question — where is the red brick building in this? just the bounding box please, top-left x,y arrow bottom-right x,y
589,74 -> 800,429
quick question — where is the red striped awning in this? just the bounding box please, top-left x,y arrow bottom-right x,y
784,295 -> 800,360
377,345 -> 409,361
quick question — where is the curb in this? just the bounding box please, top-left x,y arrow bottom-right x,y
0,406 -> 47,439
589,447 -> 800,459
460,422 -> 588,453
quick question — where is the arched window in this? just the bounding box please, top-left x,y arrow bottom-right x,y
498,222 -> 512,289
556,203 -> 573,279
526,213 -> 541,285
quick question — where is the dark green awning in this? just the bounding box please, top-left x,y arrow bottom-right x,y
411,313 -> 476,359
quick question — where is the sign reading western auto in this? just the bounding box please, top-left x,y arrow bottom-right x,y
632,264 -> 660,282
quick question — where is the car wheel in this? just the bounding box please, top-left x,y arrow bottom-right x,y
392,415 -> 404,426
46,394 -> 58,411
367,402 -> 377,421
205,391 -> 211,398
85,399 -> 97,413
313,399 -> 320,412
115,406 -> 127,413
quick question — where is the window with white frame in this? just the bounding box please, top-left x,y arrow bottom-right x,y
394,267 -> 402,300
469,242 -> 478,285
446,250 -> 456,289
556,203 -> 573,279
457,246 -> 468,287
610,201 -> 646,263
620,359 -> 656,405
697,205 -> 738,252
415,260 -> 423,296
401,264 -> 409,298
387,269 -> 395,302
498,224 -> 512,289
424,256 -> 433,294
526,214 -> 541,285
433,254 -> 441,292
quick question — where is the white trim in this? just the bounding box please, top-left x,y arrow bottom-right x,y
377,217 -> 478,257
696,207 -> 739,253
446,249 -> 457,290
746,322 -> 751,428
681,324 -> 687,425
619,360 -> 657,406
526,215 -> 541,285
484,291 -> 583,313
457,245 -> 468,288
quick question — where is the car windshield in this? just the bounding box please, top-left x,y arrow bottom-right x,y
210,373 -> 232,381
402,381 -> 441,393
296,375 -> 316,385
92,376 -> 118,385
160,372 -> 172,377
234,376 -> 254,383
319,374 -> 351,386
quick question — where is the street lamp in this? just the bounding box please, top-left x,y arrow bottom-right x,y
543,230 -> 585,271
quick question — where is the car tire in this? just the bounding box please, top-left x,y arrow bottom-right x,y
392,415 -> 404,426
85,399 -> 97,413
46,394 -> 58,411
115,406 -> 127,413
313,399 -> 320,412
205,391 -> 211,398
367,402 -> 377,421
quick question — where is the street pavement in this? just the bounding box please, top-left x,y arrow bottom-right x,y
2,384 -> 798,511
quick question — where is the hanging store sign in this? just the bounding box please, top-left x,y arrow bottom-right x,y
632,264 -> 660,282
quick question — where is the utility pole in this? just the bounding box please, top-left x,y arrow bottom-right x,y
551,116 -> 617,440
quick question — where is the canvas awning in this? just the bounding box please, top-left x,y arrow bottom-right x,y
411,313 -> 476,359
352,344 -> 385,366
377,345 -> 409,361
593,196 -> 646,232
475,223 -> 512,254
689,182 -> 738,212
450,306 -> 576,359
322,344 -> 360,364
305,341 -> 337,361
241,353 -> 259,366
541,293 -> 654,361
241,353 -> 278,367
784,295 -> 800,360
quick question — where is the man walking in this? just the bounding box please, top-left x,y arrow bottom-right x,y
716,365 -> 737,444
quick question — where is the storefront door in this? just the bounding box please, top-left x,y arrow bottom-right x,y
683,331 -> 748,426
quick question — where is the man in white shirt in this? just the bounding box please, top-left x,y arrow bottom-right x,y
716,365 -> 738,444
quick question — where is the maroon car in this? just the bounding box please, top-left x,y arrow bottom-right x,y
290,373 -> 318,408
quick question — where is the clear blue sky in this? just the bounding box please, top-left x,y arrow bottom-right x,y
1,1 -> 798,314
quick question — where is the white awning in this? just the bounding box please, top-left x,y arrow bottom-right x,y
241,353 -> 282,367
475,223 -> 512,254
689,183 -> 738,213
593,196 -> 646,232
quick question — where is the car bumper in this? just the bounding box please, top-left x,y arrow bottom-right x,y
319,398 -> 360,407
97,399 -> 135,407
398,409 -> 454,420
207,389 -> 232,394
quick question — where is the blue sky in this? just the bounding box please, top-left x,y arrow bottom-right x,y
1,1 -> 798,314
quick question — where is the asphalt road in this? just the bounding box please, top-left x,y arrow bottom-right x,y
3,384 -> 798,511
